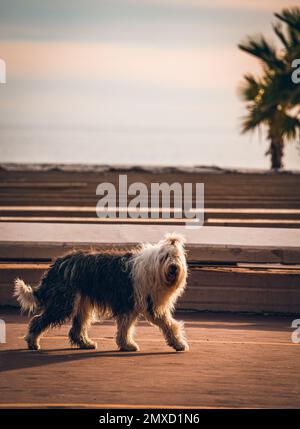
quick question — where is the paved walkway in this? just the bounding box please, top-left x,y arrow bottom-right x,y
0,309 -> 299,408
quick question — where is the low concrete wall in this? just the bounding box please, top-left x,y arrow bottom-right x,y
180,266 -> 300,314
1,222 -> 300,314
1,262 -> 300,314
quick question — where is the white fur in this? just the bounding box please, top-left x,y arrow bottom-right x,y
14,278 -> 37,314
131,233 -> 188,316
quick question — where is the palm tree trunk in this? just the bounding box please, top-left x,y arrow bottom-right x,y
269,139 -> 284,169
267,126 -> 284,170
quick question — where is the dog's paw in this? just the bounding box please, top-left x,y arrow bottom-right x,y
27,342 -> 41,350
79,341 -> 97,350
25,335 -> 41,351
28,344 -> 41,351
119,342 -> 140,352
174,341 -> 189,352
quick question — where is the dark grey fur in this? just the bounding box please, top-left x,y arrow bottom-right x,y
35,251 -> 134,316
25,251 -> 135,350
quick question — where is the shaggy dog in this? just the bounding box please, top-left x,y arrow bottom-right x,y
14,233 -> 189,352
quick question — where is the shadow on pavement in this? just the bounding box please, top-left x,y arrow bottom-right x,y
0,348 -> 176,373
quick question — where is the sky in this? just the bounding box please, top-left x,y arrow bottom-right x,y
0,0 -> 299,169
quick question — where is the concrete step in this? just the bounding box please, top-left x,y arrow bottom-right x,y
2,206 -> 300,228
1,216 -> 300,228
1,262 -> 300,313
1,222 -> 300,263
1,166 -> 300,211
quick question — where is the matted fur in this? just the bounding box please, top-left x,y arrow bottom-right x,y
14,278 -> 37,314
14,233 -> 189,352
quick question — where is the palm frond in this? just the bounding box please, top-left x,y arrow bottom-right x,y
238,74 -> 261,102
278,114 -> 300,140
272,22 -> 289,49
275,8 -> 300,51
275,7 -> 300,32
240,104 -> 272,134
238,35 -> 285,71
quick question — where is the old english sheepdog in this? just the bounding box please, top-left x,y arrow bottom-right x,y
14,233 -> 189,352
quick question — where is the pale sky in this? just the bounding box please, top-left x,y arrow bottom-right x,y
0,0 -> 299,169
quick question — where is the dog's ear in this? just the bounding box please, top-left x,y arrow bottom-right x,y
162,233 -> 186,247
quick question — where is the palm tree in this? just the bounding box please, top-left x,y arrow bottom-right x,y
238,7 -> 300,170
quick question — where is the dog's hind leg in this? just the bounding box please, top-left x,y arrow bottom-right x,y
26,308 -> 69,351
68,296 -> 97,349
116,312 -> 139,352
25,312 -> 52,350
26,291 -> 77,350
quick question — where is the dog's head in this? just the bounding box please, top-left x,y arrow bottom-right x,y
132,233 -> 188,312
157,233 -> 187,288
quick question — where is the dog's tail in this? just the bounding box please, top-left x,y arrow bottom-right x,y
14,278 -> 38,314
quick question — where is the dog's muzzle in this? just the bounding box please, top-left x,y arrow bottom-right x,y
167,264 -> 178,285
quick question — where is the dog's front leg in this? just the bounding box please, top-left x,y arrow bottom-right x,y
147,311 -> 189,352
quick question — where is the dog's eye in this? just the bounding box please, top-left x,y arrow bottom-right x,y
160,254 -> 168,263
